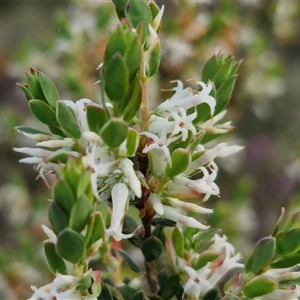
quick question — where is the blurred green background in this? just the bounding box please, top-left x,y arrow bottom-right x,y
1,1 -> 300,298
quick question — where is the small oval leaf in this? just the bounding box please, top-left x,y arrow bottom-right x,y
141,236 -> 163,262
57,101 -> 81,139
44,241 -> 67,275
117,249 -> 140,272
29,100 -> 59,127
56,228 -> 85,263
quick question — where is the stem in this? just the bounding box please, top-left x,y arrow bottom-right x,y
140,79 -> 150,131
145,261 -> 159,294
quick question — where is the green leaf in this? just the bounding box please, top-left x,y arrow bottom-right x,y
17,83 -> 34,100
148,295 -> 164,300
117,249 -> 140,272
123,77 -> 142,122
171,227 -> 184,258
165,148 -> 191,178
150,218 -> 177,227
192,103 -> 211,125
126,0 -> 152,43
202,288 -> 221,300
126,128 -> 139,156
48,126 -> 66,137
276,228 -> 300,256
29,100 -> 59,127
69,194 -> 93,233
192,251 -> 220,270
26,72 -> 46,101
243,275 -> 277,298
104,25 -> 126,63
141,236 -> 163,262
132,290 -> 147,300
245,237 -> 275,274
98,284 -> 113,300
54,180 -> 75,216
160,273 -> 180,300
146,39 -> 161,78
56,228 -> 85,263
202,55 -> 218,82
39,72 -> 60,108
119,286 -> 138,300
44,241 -> 67,275
56,101 -> 81,139
85,212 -> 105,249
271,251 -> 300,268
214,57 -> 234,89
284,211 -> 300,232
49,201 -> 69,235
100,118 -> 128,148
214,75 -> 237,116
15,126 -> 52,139
86,105 -> 108,133
124,30 -> 142,80
104,54 -> 129,107
111,0 -> 127,12
48,152 -> 74,164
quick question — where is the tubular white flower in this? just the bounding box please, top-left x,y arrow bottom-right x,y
106,183 -> 134,241
36,138 -> 75,149
264,285 -> 300,300
120,158 -> 141,198
163,206 -> 210,229
163,197 -> 213,214
150,194 -> 209,229
173,172 -> 219,200
183,265 -> 212,298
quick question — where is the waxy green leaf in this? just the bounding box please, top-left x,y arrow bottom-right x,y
85,212 -> 105,249
104,54 -> 129,108
146,39 -> 161,78
26,72 -> 46,101
165,148 -> 191,178
54,180 -> 75,216
141,236 -> 163,262
39,72 -> 60,109
56,228 -> 85,263
276,228 -> 300,256
17,83 -> 34,100
86,105 -> 108,133
44,241 -> 67,275
117,249 -> 140,272
243,275 -> 277,298
160,273 -> 180,300
245,237 -> 275,274
49,201 -> 69,235
202,55 -> 218,83
29,100 -> 59,127
69,194 -> 93,233
171,227 -> 184,258
100,118 -> 128,148
56,101 -> 81,139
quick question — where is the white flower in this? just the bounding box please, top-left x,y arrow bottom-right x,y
162,196 -> 213,214
183,265 -> 212,298
28,273 -> 81,300
120,158 -> 141,198
264,285 -> 300,300
173,169 -> 219,201
199,110 -> 233,134
208,253 -> 243,286
156,81 -> 216,117
106,183 -> 134,241
142,127 -> 178,166
36,138 -> 75,149
150,194 -> 210,230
